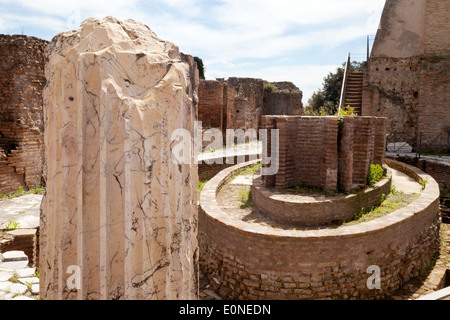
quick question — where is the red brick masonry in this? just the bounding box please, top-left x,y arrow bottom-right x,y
0,35 -> 48,195
252,167 -> 392,227
199,159 -> 440,300
261,116 -> 387,192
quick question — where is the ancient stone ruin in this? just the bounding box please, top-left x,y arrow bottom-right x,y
0,0 -> 448,303
0,35 -> 48,195
262,81 -> 303,117
361,0 -> 450,153
39,17 -> 199,300
197,77 -> 303,147
261,116 -> 386,191
199,137 -> 441,300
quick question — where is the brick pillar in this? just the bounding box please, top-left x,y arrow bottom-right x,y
261,116 -> 276,187
338,117 -> 355,192
373,117 -> 387,166
353,117 -> 376,185
323,117 -> 339,191
275,118 -> 290,188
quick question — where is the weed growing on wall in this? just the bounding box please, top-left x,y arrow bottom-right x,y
0,184 -> 45,201
4,220 -> 20,231
336,105 -> 356,125
367,164 -> 384,186
238,188 -> 253,208
263,83 -> 277,93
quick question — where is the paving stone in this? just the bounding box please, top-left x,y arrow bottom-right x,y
0,260 -> 29,269
12,295 -> 35,300
31,283 -> 39,295
0,271 -> 13,282
18,277 -> 39,285
8,283 -> 28,295
4,293 -> 15,300
230,176 -> 253,186
1,251 -> 28,262
0,281 -> 12,291
15,268 -> 36,278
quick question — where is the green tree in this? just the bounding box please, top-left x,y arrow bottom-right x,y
194,56 -> 205,80
305,61 -> 363,116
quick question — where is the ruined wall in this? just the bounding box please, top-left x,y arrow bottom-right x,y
40,17 -> 199,300
227,77 -> 264,133
423,0 -> 450,57
197,79 -> 235,136
198,77 -> 304,140
232,96 -> 258,133
262,81 -> 303,116
363,0 -> 450,152
198,80 -> 224,129
262,116 -> 386,192
370,0 -> 426,58
0,35 -> 48,195
362,57 -> 420,148
199,160 -> 441,300
223,84 -> 236,134
417,58 -> 450,151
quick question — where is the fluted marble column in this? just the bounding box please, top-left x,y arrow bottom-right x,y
40,17 -> 199,300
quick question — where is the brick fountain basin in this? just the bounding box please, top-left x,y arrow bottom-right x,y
199,159 -> 441,300
252,167 -> 392,227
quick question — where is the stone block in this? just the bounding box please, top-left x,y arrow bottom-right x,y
40,17 -> 198,300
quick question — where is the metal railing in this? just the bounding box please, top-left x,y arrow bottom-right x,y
338,52 -> 351,113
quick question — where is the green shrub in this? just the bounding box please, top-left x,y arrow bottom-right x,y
264,83 -> 277,93
238,189 -> 253,208
367,164 -> 384,187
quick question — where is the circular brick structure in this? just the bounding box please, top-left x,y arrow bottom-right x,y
252,167 -> 392,227
199,159 -> 441,300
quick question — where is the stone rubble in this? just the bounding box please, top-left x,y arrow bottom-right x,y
0,250 -> 39,300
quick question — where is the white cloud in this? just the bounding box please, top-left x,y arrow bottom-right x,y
146,0 -> 384,64
0,0 -> 144,36
211,0 -> 385,30
0,13 -> 66,34
0,0 -> 385,104
0,0 -> 141,17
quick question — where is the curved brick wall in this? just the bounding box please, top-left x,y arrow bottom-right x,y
199,159 -> 441,300
252,167 -> 392,226
0,35 -> 48,195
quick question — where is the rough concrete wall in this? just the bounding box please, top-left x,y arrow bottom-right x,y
0,35 -> 48,195
262,81 -> 303,116
223,84 -> 235,134
40,17 -> 199,300
371,0 -> 426,58
417,58 -> 450,152
364,0 -> 450,152
362,57 -> 421,148
233,96 -> 258,133
423,0 -> 450,56
198,80 -> 224,129
227,77 -> 264,131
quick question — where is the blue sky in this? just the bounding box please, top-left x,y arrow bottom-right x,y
0,0 -> 386,104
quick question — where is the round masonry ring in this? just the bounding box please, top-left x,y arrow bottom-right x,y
252,167 -> 392,227
199,159 -> 441,300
